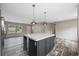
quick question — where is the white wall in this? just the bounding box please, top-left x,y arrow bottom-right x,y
24,25 -> 31,34
56,19 -> 77,47
32,24 -> 44,33
32,23 -> 55,34
78,4 -> 79,53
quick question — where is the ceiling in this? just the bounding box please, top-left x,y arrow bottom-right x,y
0,3 -> 77,24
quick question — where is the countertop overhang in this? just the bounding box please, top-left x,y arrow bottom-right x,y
24,33 -> 55,41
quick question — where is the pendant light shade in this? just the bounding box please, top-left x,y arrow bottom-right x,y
31,20 -> 37,24
31,4 -> 37,25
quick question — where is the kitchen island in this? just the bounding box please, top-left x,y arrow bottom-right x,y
24,33 -> 55,56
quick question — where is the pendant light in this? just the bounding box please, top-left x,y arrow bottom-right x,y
31,4 -> 37,25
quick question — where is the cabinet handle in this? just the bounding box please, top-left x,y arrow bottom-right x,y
34,42 -> 36,46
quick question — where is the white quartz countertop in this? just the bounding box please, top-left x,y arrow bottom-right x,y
24,33 -> 55,41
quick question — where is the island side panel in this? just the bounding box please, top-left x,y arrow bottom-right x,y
45,37 -> 51,54
50,36 -> 55,50
37,36 -> 55,56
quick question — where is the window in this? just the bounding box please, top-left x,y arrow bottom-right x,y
6,22 -> 23,34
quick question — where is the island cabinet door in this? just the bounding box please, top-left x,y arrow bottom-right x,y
50,37 -> 54,50
45,37 -> 51,54
29,39 -> 37,56
37,39 -> 46,56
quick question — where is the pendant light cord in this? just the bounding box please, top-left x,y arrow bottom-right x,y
33,4 -> 35,21
44,11 -> 46,21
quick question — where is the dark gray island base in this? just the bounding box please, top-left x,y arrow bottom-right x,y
24,33 -> 55,56
29,36 -> 55,56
